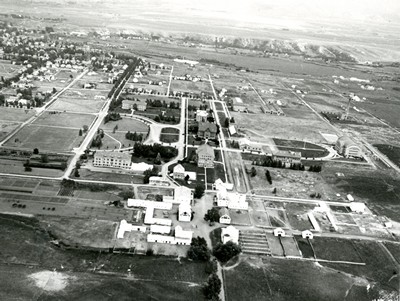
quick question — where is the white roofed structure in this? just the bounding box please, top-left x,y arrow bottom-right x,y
221,226 -> 239,244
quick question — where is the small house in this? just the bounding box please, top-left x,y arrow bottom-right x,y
301,230 -> 314,239
221,226 -> 239,244
219,208 -> 231,224
173,164 -> 185,180
273,228 -> 286,237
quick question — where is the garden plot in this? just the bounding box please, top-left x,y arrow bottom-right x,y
334,213 -> 357,225
280,236 -> 301,257
33,112 -> 95,129
285,202 -> 316,231
251,210 -> 271,227
229,209 -> 251,225
265,233 -> 284,256
4,125 -> 83,152
136,186 -> 174,200
265,208 -> 290,228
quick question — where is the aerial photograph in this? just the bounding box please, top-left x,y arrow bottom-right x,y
0,0 -> 399,300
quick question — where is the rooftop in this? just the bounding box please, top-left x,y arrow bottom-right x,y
94,151 -> 131,161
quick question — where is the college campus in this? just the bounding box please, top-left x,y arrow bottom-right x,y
0,1 -> 400,300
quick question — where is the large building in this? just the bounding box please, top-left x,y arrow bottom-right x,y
198,122 -> 218,139
196,110 -> 208,122
272,150 -> 301,164
196,143 -> 215,168
335,136 -> 362,158
93,151 -> 131,169
238,138 -> 263,153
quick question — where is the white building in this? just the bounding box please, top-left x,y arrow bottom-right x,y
213,178 -> 234,191
127,199 -> 172,226
196,110 -> 208,122
131,162 -> 154,173
178,203 -> 192,222
117,220 -> 146,238
273,228 -> 286,237
335,136 -> 363,158
221,226 -> 239,244
302,230 -> 314,239
150,225 -> 171,234
173,164 -> 185,179
238,138 -> 263,153
349,202 -> 366,213
93,151 -> 131,169
219,208 -> 231,224
147,225 -> 192,245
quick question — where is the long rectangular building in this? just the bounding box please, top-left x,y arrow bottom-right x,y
93,151 -> 131,169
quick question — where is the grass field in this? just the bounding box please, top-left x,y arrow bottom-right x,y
33,112 -> 95,129
0,158 -> 65,177
74,169 -> 143,184
160,127 -> 180,143
311,237 -> 362,262
4,125 -> 83,152
223,257 -> 370,301
102,117 -> 149,132
0,107 -> 35,122
50,93 -> 107,114
0,121 -> 20,141
273,138 -> 329,158
0,214 -> 207,301
285,202 -> 315,231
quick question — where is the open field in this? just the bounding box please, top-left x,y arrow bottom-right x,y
285,202 -> 315,231
0,214 -> 207,301
0,107 -> 35,123
4,125 -> 83,152
232,112 -> 335,144
273,138 -> 329,158
0,121 -> 20,141
311,237 -> 362,262
223,257 -> 372,301
0,59 -> 21,77
74,169 -> 143,184
0,158 -> 65,177
49,90 -> 108,113
160,127 -> 180,143
33,112 -> 95,129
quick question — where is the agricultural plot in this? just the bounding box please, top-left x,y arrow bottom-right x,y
136,186 -> 174,200
334,213 -> 356,225
311,237 -> 362,262
266,208 -> 290,228
229,209 -> 251,225
265,233 -> 284,256
251,210 -> 271,227
4,124 -> 83,152
33,112 -> 95,129
285,202 -> 315,231
295,236 -> 315,258
0,158 -> 64,177
0,60 -> 21,77
171,79 -> 212,95
280,236 -> 301,257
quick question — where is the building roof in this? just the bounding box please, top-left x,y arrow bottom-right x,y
94,151 -> 131,161
198,122 -> 217,134
196,110 -> 208,117
173,164 -> 185,173
175,225 -> 193,240
150,225 -> 171,234
131,162 -> 153,172
196,143 -> 215,158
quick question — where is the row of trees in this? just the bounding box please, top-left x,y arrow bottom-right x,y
133,142 -> 177,160
252,157 -> 323,172
125,131 -> 144,142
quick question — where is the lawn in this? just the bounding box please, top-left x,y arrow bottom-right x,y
0,158 -> 65,177
102,117 -> 149,132
33,112 -> 95,129
4,125 -> 83,152
285,202 -> 315,231
74,169 -> 143,184
160,127 -> 180,143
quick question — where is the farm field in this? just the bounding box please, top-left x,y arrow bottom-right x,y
285,202 -> 315,231
0,59 -> 21,77
33,112 -> 95,129
311,237 -> 362,262
0,121 -> 20,141
74,169 -> 143,184
4,125 -> 83,152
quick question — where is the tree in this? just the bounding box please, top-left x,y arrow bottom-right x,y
204,207 -> 220,223
143,166 -> 158,184
25,165 -> 32,172
74,169 -> 80,177
265,170 -> 272,184
33,148 -> 39,155
213,241 -> 241,263
154,115 -> 161,122
187,236 -> 211,261
79,129 -> 83,136
83,125 -> 89,132
205,258 -> 218,275
224,117 -> 230,128
230,117 -> 235,123
118,189 -> 135,200
194,184 -> 205,199
250,166 -> 257,177
154,152 -> 162,165
202,273 -> 221,300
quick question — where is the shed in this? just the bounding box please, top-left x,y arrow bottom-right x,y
273,228 -> 286,237
301,230 -> 314,239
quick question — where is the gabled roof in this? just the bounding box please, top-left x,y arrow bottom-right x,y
173,164 -> 185,173
196,143 -> 215,158
198,122 -> 217,133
